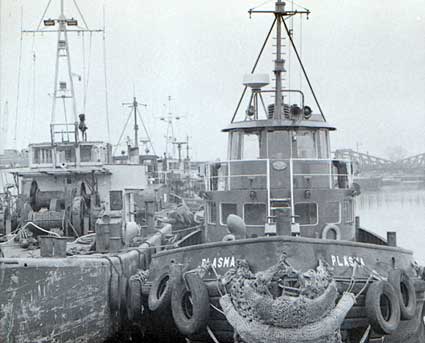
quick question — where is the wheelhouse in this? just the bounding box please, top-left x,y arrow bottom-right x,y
204,103 -> 355,243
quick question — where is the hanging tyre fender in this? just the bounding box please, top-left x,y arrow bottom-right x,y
388,269 -> 417,320
171,269 -> 210,336
321,224 -> 341,240
365,280 -> 401,335
126,275 -> 143,321
109,268 -> 121,312
148,267 -> 173,312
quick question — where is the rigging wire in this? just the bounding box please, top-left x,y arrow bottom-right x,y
72,0 -> 89,29
299,13 -> 303,90
102,3 -> 111,143
282,17 -> 326,121
231,18 -> 277,123
82,31 -> 86,110
36,0 -> 53,31
83,32 -> 93,113
136,108 -> 156,156
14,7 -> 24,147
113,108 -> 133,155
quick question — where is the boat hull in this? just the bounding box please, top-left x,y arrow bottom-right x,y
149,236 -> 425,342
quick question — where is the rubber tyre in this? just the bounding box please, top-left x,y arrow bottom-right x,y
171,272 -> 210,336
388,269 -> 417,320
148,269 -> 172,312
126,276 -> 143,321
365,280 -> 401,335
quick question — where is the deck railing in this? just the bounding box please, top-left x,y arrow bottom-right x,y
205,158 -> 353,192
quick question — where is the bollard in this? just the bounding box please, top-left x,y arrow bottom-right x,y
275,208 -> 292,236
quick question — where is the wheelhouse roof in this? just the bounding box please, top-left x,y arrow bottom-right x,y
222,116 -> 336,132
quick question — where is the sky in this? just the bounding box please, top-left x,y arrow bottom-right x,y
0,0 -> 424,161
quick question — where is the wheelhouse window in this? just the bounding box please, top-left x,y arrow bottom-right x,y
294,202 -> 318,225
318,130 -> 330,158
267,130 -> 291,159
294,130 -> 316,158
229,132 -> 242,160
244,203 -> 266,226
292,129 -> 330,159
207,201 -> 217,224
220,203 -> 238,225
343,199 -> 354,223
242,132 -> 261,160
110,191 -> 123,211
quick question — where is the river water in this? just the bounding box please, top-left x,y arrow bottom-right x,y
356,184 -> 425,264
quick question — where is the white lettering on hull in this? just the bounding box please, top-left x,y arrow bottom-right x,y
201,256 -> 236,269
331,254 -> 365,267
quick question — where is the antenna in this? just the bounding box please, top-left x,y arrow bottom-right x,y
157,96 -> 185,158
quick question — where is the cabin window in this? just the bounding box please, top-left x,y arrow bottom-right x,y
229,132 -> 242,160
244,203 -> 266,226
294,202 -> 318,225
110,191 -> 123,211
294,130 -> 317,159
267,130 -> 291,159
325,201 -> 340,224
343,199 -> 354,223
220,203 -> 238,225
33,147 -> 53,164
318,130 -> 330,158
242,132 -> 261,160
207,201 -> 217,224
80,145 -> 93,162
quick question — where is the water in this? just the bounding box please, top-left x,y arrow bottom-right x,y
356,184 -> 425,264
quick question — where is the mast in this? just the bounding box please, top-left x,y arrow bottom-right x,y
133,97 -> 138,148
22,0 -> 103,142
274,0 -> 285,119
248,1 -> 310,119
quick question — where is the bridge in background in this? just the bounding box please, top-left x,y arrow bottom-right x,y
334,149 -> 425,176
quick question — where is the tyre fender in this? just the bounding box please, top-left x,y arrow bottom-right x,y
388,269 -> 417,320
321,224 -> 341,240
126,275 -> 143,321
171,271 -> 210,336
365,280 -> 400,335
148,268 -> 173,312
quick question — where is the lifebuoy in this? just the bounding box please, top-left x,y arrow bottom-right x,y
321,224 -> 341,240
388,269 -> 417,320
148,269 -> 172,312
171,271 -> 210,336
365,280 -> 400,335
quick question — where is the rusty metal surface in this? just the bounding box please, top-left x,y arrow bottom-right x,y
0,257 -> 113,343
0,225 -> 171,343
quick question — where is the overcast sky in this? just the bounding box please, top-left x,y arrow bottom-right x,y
0,0 -> 424,160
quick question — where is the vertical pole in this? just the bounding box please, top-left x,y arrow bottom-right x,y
266,159 -> 271,219
273,0 -> 285,119
289,158 -> 295,224
133,97 -> 138,147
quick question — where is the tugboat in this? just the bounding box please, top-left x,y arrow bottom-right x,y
0,1 -> 197,342
144,2 -> 425,342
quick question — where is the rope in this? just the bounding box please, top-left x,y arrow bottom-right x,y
14,7 -> 24,147
206,325 -> 221,343
282,18 -> 326,121
231,18 -> 277,123
83,32 -> 93,113
102,4 -> 111,143
210,303 -> 225,315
